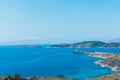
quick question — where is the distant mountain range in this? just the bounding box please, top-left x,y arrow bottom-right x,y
49,41 -> 120,48
109,37 -> 120,43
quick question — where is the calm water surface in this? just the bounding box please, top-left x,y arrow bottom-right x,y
0,46 -> 120,80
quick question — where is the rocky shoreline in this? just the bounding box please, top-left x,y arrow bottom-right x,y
86,52 -> 120,80
87,52 -> 120,72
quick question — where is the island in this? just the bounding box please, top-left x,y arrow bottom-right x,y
49,41 -> 120,48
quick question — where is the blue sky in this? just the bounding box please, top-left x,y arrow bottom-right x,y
0,0 -> 120,44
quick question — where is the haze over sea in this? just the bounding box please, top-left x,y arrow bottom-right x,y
0,0 -> 120,80
0,45 -> 120,80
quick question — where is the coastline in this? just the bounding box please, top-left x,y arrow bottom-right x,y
94,60 -> 119,71
89,53 -> 120,72
86,52 -> 120,80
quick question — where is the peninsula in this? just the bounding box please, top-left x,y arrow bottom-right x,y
81,52 -> 120,80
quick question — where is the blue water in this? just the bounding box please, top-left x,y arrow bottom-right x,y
0,46 -> 120,80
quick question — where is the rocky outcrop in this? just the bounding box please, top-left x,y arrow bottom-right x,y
86,52 -> 120,80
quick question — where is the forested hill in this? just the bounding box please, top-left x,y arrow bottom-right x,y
49,41 -> 120,48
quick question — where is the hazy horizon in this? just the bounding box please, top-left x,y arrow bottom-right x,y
0,0 -> 120,44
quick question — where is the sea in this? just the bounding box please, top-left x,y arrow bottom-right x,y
0,45 -> 120,80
